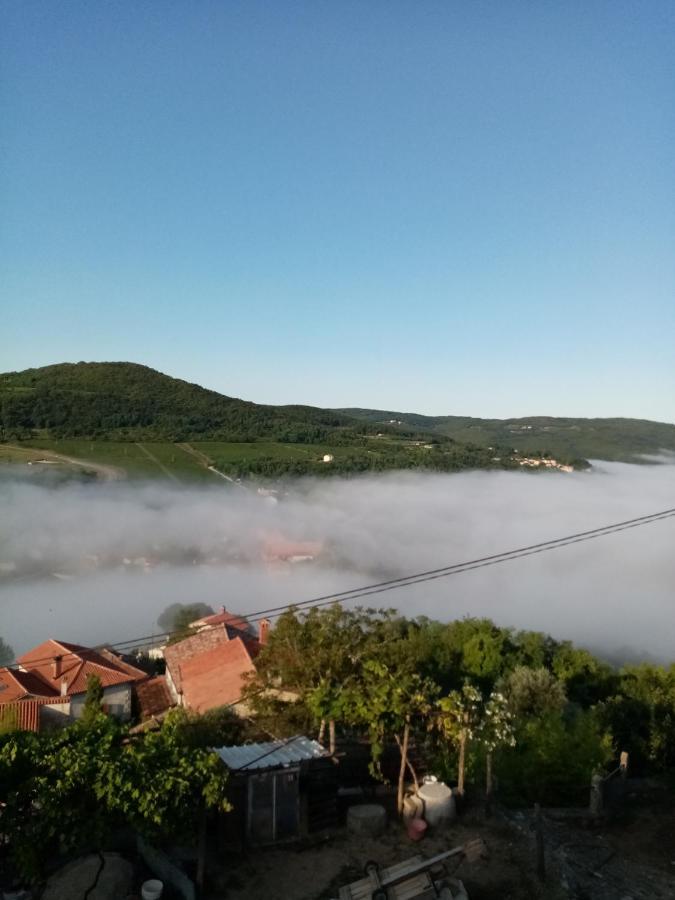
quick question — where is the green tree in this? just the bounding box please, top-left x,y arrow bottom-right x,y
495,708 -> 612,806
344,658 -> 437,814
245,604 -> 402,751
80,673 -> 104,728
501,666 -> 567,719
0,636 -> 14,667
157,602 -> 214,633
0,715 -> 230,881
434,683 -> 483,797
475,691 -> 516,802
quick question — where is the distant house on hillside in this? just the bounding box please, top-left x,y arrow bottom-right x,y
163,609 -> 270,715
262,534 -> 323,565
0,639 -> 148,730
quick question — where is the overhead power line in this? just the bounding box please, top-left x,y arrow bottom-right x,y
3,504 -> 674,671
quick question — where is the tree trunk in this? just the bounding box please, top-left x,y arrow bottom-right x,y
318,718 -> 326,744
397,720 -> 411,815
457,729 -> 467,796
329,719 -> 336,755
395,731 -> 419,792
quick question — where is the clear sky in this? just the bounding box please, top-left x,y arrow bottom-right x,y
2,1 -> 674,421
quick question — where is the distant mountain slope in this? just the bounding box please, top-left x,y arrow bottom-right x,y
0,362 -> 365,442
338,409 -> 675,463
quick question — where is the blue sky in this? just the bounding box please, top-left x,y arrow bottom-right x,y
2,1 -> 674,420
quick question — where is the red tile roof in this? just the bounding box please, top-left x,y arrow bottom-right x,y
163,625 -> 231,693
262,535 -> 323,563
0,667 -> 58,702
0,697 -> 71,732
191,607 -> 253,636
178,637 -> 256,714
135,676 -> 174,720
17,639 -> 147,697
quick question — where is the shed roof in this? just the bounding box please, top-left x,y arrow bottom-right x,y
215,736 -> 327,771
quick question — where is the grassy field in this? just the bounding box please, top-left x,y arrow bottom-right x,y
1,434 -> 491,482
192,441 -> 362,461
0,439 -> 373,482
7,439 -> 210,481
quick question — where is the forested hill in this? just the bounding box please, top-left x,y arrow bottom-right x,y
0,362 -> 417,444
338,408 -> 675,463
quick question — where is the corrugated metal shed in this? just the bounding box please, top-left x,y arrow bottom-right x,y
215,735 -> 327,771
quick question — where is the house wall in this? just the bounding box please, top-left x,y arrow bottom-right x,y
69,684 -> 133,721
164,665 -> 182,706
40,701 -> 72,730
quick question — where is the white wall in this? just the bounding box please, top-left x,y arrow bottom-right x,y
69,683 -> 133,721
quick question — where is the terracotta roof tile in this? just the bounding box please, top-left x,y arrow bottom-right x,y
17,639 -> 147,696
163,625 -> 230,693
191,608 -> 253,635
0,668 -> 58,702
178,637 -> 256,714
135,676 -> 174,720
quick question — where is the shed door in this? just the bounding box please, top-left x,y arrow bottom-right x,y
275,770 -> 299,840
248,773 -> 275,844
247,769 -> 299,844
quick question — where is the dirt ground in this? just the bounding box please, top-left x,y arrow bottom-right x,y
208,815 -> 554,900
204,778 -> 675,900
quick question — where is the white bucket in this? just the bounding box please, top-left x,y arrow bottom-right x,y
141,879 -> 164,900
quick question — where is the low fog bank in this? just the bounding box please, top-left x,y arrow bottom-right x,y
2,462 -> 674,662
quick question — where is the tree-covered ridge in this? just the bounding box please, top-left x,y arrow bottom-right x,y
339,408 -> 675,463
0,361 -> 385,443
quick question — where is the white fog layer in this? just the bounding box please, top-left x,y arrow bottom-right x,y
1,462 -> 674,660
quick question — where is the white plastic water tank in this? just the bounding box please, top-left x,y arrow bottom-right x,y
417,779 -> 455,827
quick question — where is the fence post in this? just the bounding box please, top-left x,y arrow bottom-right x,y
589,773 -> 603,817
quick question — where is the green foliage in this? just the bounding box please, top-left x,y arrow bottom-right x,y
0,636 -> 14,667
341,408 -> 675,463
247,605 -> 675,807
500,666 -> 567,719
0,705 -> 19,735
165,705 -> 245,749
0,362 -> 401,443
80,673 -> 105,729
495,708 -> 613,806
0,714 -> 230,881
343,658 -> 437,778
599,663 -> 675,772
157,602 -> 215,632
245,604 -> 405,735
0,361 -> 544,478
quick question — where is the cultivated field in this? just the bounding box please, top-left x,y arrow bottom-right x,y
0,439 -> 371,482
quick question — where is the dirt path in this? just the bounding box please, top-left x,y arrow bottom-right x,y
3,443 -> 125,481
134,442 -> 180,482
177,442 -> 212,467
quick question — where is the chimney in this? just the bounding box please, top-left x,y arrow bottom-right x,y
259,618 -> 270,645
220,605 -> 227,614
60,678 -> 68,697
52,655 -> 62,679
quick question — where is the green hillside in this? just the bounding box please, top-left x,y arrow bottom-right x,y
0,362 -> 373,443
339,409 -> 675,463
